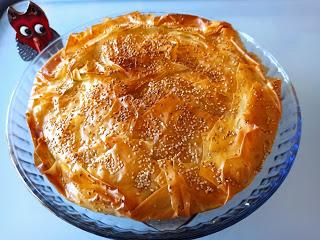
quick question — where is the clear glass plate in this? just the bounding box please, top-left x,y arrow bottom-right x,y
6,15 -> 301,239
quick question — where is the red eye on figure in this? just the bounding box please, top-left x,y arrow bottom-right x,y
34,24 -> 46,35
19,26 -> 32,37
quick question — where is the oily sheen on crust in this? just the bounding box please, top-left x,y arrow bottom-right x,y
26,12 -> 281,221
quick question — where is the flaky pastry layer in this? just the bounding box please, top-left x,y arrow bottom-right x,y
27,12 -> 281,221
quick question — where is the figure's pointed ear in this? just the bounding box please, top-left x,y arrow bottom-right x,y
7,6 -> 19,24
27,1 -> 45,16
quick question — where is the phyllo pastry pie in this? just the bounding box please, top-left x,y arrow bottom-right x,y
26,12 -> 281,221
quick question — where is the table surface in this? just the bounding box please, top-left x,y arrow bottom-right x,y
0,0 -> 319,239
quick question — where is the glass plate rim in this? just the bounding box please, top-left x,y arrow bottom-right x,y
6,12 -> 302,240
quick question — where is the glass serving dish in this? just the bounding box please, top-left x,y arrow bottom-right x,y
6,15 -> 301,240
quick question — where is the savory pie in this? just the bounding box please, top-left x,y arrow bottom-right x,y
26,12 -> 281,221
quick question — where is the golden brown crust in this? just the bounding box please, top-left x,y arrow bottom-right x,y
26,12 -> 281,221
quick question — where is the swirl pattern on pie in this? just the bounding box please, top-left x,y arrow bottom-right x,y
26,12 -> 281,221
